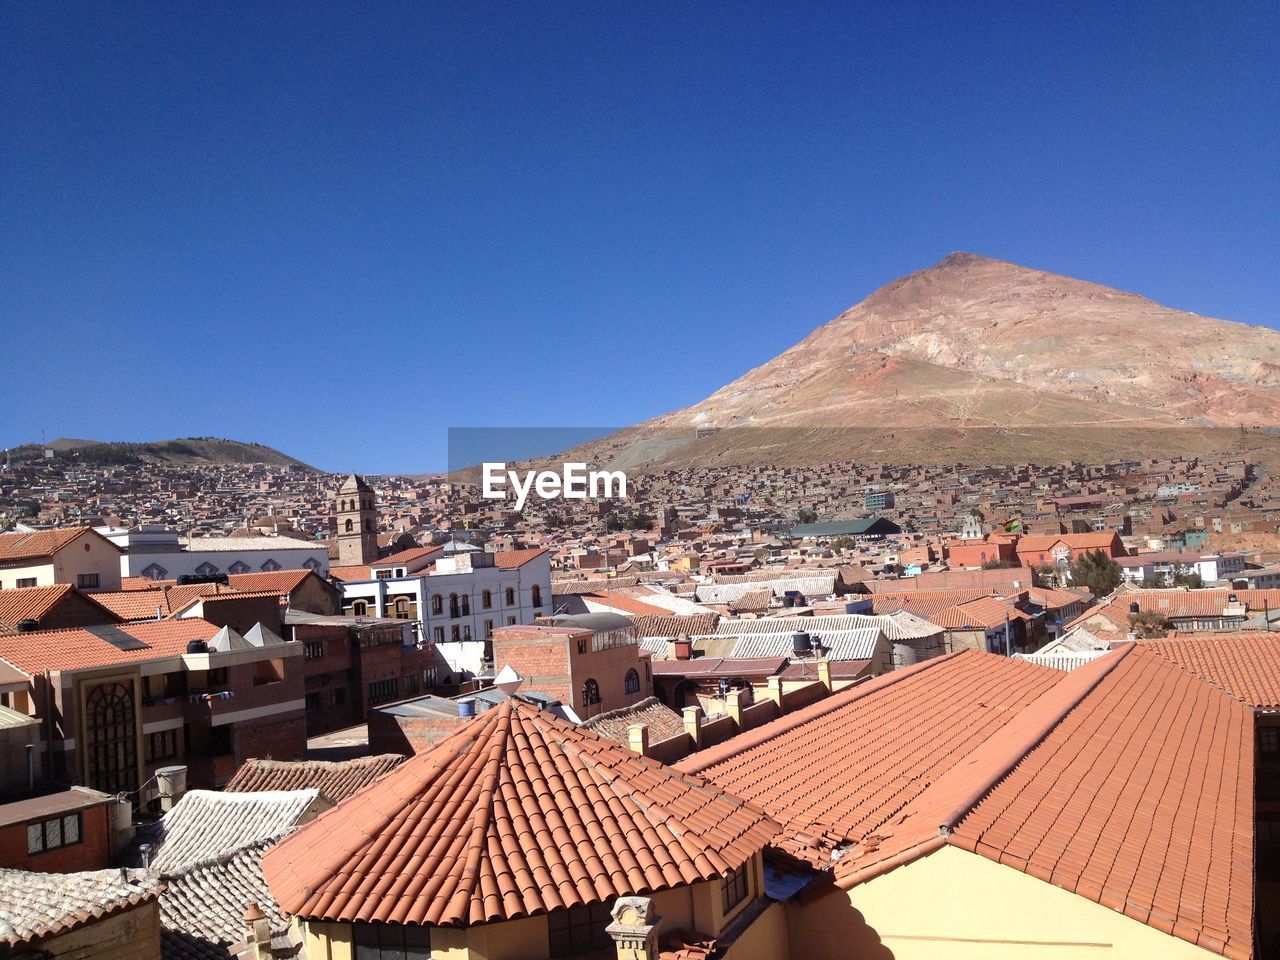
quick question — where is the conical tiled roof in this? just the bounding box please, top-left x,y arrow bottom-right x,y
262,699 -> 777,927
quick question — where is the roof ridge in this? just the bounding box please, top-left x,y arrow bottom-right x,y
676,651 -> 966,774
936,643 -> 1135,836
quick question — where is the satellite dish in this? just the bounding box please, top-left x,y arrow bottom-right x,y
495,664 -> 525,698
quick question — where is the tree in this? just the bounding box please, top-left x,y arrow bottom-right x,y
830,536 -> 857,552
981,558 -> 1018,570
1031,563 -> 1056,588
1068,549 -> 1123,597
1172,571 -> 1203,589
797,507 -> 818,524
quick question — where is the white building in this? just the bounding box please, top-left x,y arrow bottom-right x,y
1116,551 -> 1246,586
97,524 -> 329,580
335,545 -> 553,680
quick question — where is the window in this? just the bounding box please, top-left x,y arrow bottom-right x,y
329,687 -> 346,707
449,593 -> 460,618
451,625 -> 461,642
368,679 -> 398,706
505,587 -> 516,606
76,573 -> 99,589
482,589 -> 493,609
721,861 -> 750,914
393,597 -> 412,620
461,595 -> 470,615
1261,726 -> 1280,759
624,668 -> 640,695
145,729 -> 178,762
26,813 -> 82,856
194,562 -> 219,576
261,559 -> 281,572
84,682 -> 138,794
16,578 -> 37,588
433,627 -> 444,642
228,561 -> 250,575
352,600 -> 369,617
141,564 -> 168,580
206,667 -> 229,688
507,616 -> 516,626
484,619 -> 494,638
376,570 -> 393,580
532,585 -> 542,608
303,557 -> 322,571
431,595 -> 443,616
462,625 -> 471,641
353,922 -> 431,960
304,640 -> 325,660
581,678 -> 600,711
548,902 -> 611,957
345,519 -> 354,533
577,639 -> 586,655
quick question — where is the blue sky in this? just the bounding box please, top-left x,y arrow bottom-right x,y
2,1 -> 1277,473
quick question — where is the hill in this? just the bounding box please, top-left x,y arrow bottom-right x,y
8,437 -> 314,469
573,253 -> 1280,468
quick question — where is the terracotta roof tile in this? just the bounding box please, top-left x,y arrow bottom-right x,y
224,756 -> 404,804
0,584 -> 121,627
327,565 -> 371,582
491,547 -> 549,569
262,699 -> 777,926
1143,632 -> 1280,710
0,527 -> 97,563
0,618 -> 220,673
0,866 -> 160,946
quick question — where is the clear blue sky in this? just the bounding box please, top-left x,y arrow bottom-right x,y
3,1 -> 1277,473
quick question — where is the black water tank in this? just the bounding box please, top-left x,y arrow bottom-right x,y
792,631 -> 812,656
16,619 -> 38,633
1129,602 -> 1140,615
186,639 -> 208,654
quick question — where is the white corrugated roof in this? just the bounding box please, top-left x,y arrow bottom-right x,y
148,789 -> 323,873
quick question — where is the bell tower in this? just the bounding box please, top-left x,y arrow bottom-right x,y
336,474 -> 378,565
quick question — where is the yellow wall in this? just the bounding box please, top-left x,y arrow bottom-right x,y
787,845 -> 1224,960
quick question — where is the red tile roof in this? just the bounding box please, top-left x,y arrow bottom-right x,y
927,595 -> 1033,629
0,619 -> 221,673
627,613 -> 720,638
867,588 -> 1004,619
223,755 -> 405,803
0,584 -> 121,628
327,565 -> 371,582
262,699 -> 777,927
370,545 -> 443,569
676,651 -> 1063,865
491,547 -> 549,569
0,527 -> 100,563
585,592 -> 675,617
1144,632 -> 1280,711
225,569 -> 317,594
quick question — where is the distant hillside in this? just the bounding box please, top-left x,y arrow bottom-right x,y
8,437 -> 314,469
570,252 -> 1280,468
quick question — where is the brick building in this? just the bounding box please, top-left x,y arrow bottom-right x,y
491,612 -> 653,719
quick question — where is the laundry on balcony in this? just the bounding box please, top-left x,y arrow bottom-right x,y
188,690 -> 236,702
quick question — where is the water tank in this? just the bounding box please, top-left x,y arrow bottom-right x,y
186,639 -> 208,654
458,698 -> 476,718
891,633 -> 946,669
1129,602 -> 1140,615
155,765 -> 188,812
16,619 -> 39,633
792,632 -> 812,656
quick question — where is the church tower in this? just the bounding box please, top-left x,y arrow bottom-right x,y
336,474 -> 378,565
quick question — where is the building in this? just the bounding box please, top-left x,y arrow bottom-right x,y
335,474 -> 378,566
1013,530 -> 1127,571
1118,551 -> 1247,585
0,866 -> 162,959
0,527 -> 122,592
0,583 -> 123,633
99,524 -> 329,580
491,612 -> 653,719
335,546 -> 553,680
677,646 -> 1255,960
262,698 -> 782,960
0,618 -> 307,797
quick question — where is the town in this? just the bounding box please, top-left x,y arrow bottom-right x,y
0,443 -> 1276,959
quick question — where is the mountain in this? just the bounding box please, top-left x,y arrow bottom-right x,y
581,253 -> 1280,468
9,437 -> 314,469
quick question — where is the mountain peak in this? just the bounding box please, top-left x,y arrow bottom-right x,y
933,251 -> 1001,269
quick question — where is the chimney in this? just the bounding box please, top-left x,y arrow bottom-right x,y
763,675 -> 783,708
627,723 -> 649,757
816,658 -> 832,691
606,896 -> 660,960
682,706 -> 702,748
242,903 -> 274,959
724,688 -> 745,727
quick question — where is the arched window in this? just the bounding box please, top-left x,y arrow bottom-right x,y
461,595 -> 470,615
449,593 -> 460,618
393,597 -> 411,619
85,682 -> 138,793
431,594 -> 443,616
364,519 -> 372,532
532,585 -> 542,608
505,587 -> 516,606
624,668 -> 640,695
194,562 -> 219,576
260,559 -> 281,572
352,600 -> 369,616
482,589 -> 493,609
581,678 -> 600,711
345,519 -> 354,533
228,561 -> 250,575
